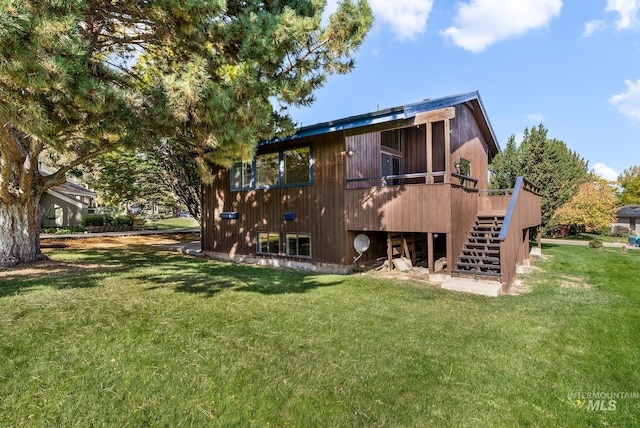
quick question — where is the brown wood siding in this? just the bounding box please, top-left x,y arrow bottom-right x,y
403,126 -> 427,174
478,194 -> 511,213
450,104 -> 491,189
346,132 -> 380,189
345,184 -> 453,232
449,187 -> 480,271
451,137 -> 489,189
202,132 -> 350,265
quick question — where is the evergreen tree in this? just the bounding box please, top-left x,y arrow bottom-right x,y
488,135 -> 520,189
0,0 -> 373,267
489,124 -> 590,234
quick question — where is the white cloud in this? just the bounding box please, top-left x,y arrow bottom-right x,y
441,0 -> 563,53
593,163 -> 619,181
323,0 -> 433,40
370,0 -> 434,40
610,79 -> 640,121
583,19 -> 607,36
525,113 -> 545,122
606,0 -> 640,30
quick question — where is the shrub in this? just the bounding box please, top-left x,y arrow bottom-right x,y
612,225 -> 633,237
588,238 -> 603,249
82,214 -> 105,227
114,215 -> 133,226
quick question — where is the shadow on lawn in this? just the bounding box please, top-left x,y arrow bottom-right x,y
0,261 -> 108,298
1,247 -> 345,298
167,260 -> 345,297
140,251 -> 346,296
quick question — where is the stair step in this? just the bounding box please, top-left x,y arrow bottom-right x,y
452,269 -> 502,278
470,231 -> 500,236
465,240 -> 500,245
457,256 -> 500,263
465,242 -> 501,248
455,262 -> 501,271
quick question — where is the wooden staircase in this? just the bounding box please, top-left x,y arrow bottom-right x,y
453,214 -> 505,280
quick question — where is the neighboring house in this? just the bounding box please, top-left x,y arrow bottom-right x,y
201,91 -> 541,292
613,205 -> 640,234
40,180 -> 98,228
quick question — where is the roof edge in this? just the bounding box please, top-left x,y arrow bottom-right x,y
265,91 -> 500,153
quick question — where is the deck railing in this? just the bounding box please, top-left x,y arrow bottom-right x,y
346,171 -> 479,189
497,177 -> 542,289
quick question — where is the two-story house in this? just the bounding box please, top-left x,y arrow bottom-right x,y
201,91 -> 541,293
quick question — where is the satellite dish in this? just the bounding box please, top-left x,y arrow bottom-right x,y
353,234 -> 370,263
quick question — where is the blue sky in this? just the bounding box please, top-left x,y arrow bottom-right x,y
289,0 -> 640,181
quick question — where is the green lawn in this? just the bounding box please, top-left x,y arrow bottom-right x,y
152,216 -> 200,230
1,244 -> 639,426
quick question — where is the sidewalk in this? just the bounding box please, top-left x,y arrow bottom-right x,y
40,228 -> 199,240
541,238 -> 638,249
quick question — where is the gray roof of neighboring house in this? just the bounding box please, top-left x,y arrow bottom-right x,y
617,205 -> 640,218
52,180 -> 96,198
263,91 -> 500,155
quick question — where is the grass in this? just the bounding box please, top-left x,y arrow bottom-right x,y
557,232 -> 628,244
1,244 -> 639,426
152,216 -> 200,230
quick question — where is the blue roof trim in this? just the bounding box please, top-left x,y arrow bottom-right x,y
263,91 -> 500,152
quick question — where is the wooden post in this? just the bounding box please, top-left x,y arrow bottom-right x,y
444,119 -> 451,184
537,226 -> 542,249
426,122 -> 433,184
445,233 -> 453,274
427,232 -> 434,273
387,233 -> 393,271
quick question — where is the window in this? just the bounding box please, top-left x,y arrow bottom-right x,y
232,145 -> 312,190
284,147 -> 311,185
285,233 -> 311,257
381,129 -> 402,152
381,152 -> 401,185
381,152 -> 401,177
258,232 -> 280,254
231,161 -> 252,189
458,157 -> 471,177
256,152 -> 280,188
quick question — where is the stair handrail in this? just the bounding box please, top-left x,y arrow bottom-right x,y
498,177 -> 523,241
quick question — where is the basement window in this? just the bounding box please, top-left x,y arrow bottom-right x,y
258,232 -> 280,254
285,233 -> 311,257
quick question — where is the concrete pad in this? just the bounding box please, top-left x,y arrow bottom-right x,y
442,277 -> 502,297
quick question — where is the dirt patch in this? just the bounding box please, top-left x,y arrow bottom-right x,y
1,234 -> 200,279
43,233 -> 200,250
0,260 -> 106,281
558,275 -> 593,289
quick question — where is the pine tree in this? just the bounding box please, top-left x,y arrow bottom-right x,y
0,0 -> 373,267
488,135 -> 520,189
489,124 -> 590,234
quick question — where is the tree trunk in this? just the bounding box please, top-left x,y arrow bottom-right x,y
0,193 -> 46,268
1,121 -> 60,268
